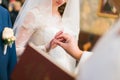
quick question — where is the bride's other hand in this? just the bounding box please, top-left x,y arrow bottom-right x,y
45,31 -> 63,52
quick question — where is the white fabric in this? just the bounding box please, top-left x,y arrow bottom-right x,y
0,0 -> 2,4
14,0 -> 80,72
13,0 -> 52,34
75,51 -> 93,75
62,0 -> 80,36
77,19 -> 120,80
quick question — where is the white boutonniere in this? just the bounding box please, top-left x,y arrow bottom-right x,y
2,27 -> 16,55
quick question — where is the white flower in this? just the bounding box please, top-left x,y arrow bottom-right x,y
2,27 -> 14,39
2,27 -> 16,55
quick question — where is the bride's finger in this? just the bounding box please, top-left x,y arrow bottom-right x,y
54,30 -> 63,38
56,33 -> 69,40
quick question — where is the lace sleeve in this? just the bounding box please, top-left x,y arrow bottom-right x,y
16,11 -> 37,57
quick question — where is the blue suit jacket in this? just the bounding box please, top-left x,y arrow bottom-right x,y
0,6 -> 17,80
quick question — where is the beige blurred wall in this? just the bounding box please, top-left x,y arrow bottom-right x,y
80,0 -> 117,35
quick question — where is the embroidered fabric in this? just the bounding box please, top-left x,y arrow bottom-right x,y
14,0 -> 80,72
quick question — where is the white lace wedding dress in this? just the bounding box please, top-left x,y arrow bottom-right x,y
16,8 -> 79,72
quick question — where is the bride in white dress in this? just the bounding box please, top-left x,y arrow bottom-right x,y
13,0 -> 79,72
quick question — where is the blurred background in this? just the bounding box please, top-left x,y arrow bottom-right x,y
0,0 -> 24,25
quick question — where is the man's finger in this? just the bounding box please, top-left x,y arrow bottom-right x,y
54,39 -> 65,48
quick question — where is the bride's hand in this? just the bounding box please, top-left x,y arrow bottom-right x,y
45,31 -> 63,52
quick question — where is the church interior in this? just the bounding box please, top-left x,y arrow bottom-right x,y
0,0 -> 120,80
79,0 -> 118,51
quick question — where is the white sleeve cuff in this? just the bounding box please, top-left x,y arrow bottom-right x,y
80,51 -> 93,64
74,51 -> 93,75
